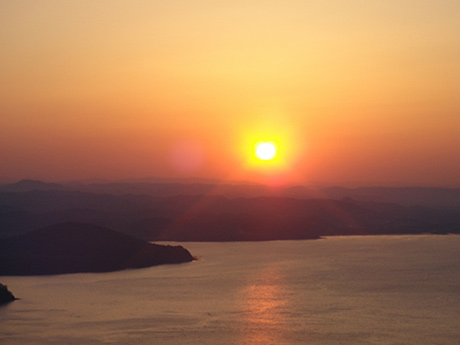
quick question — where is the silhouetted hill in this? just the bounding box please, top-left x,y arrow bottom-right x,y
0,189 -> 458,241
0,222 -> 194,276
0,283 -> 16,304
144,196 -> 459,240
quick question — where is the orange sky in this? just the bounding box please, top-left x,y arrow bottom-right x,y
1,1 -> 459,186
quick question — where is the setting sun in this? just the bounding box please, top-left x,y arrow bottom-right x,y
237,119 -> 302,184
255,142 -> 277,161
1,2 -> 459,343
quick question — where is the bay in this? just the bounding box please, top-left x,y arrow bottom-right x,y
1,235 -> 459,344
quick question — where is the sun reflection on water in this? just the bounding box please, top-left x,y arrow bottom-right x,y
238,266 -> 291,345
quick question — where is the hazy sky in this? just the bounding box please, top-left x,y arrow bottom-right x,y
1,1 -> 459,186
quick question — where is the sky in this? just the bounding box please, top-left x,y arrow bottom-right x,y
1,1 -> 459,186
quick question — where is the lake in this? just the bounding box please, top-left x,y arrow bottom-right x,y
1,235 -> 459,344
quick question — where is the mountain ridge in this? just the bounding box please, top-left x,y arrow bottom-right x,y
1,179 -> 459,209
1,189 -> 459,241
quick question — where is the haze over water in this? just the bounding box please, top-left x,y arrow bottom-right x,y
1,235 -> 459,345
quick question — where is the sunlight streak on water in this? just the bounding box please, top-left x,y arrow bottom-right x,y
239,266 -> 288,344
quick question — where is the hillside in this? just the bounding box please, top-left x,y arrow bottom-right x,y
1,188 -> 459,241
0,222 -> 194,276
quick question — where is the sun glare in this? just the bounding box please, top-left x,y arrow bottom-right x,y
237,119 -> 301,184
255,142 -> 277,161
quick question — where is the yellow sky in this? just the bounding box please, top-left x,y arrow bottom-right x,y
1,1 -> 459,186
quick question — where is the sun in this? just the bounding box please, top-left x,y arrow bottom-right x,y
238,120 -> 301,183
255,142 -> 277,160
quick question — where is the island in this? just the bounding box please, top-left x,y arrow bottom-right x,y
0,283 -> 16,304
0,222 -> 195,276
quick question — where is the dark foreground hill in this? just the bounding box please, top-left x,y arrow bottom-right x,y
0,222 -> 194,276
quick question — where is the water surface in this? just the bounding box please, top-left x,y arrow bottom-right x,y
1,235 -> 459,344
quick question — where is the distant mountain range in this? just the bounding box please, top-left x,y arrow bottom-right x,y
2,179 -> 460,209
0,180 -> 459,241
0,180 -> 65,192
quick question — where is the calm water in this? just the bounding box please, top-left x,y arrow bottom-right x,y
1,235 -> 459,345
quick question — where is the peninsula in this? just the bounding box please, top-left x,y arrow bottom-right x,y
0,222 -> 195,276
